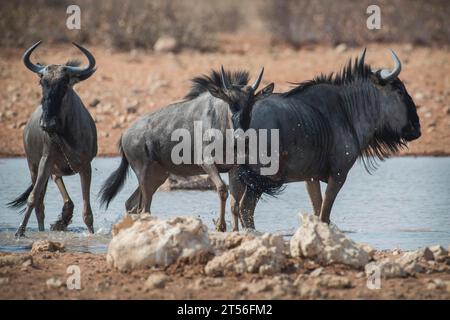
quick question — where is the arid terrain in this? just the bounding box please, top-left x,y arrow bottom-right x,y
1,36 -> 449,157
1,249 -> 450,300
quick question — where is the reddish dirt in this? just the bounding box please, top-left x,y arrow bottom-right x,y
1,250 -> 449,300
1,36 -> 449,157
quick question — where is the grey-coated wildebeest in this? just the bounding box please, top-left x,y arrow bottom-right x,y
99,67 -> 274,231
223,49 -> 421,229
7,41 -> 98,237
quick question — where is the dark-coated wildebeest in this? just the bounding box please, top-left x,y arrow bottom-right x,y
99,67 -> 274,232
224,49 -> 421,229
7,41 -> 98,237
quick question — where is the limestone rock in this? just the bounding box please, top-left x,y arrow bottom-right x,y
107,214 -> 210,271
46,278 -> 63,289
316,275 -> 353,289
205,233 -> 286,276
158,174 -> 214,191
208,231 -> 256,255
31,240 -> 65,254
365,260 -> 407,279
0,254 -> 33,268
145,274 -> 168,289
427,245 -> 448,262
290,214 -> 369,268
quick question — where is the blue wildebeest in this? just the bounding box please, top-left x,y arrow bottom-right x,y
7,41 -> 98,237
99,67 -> 274,231
223,49 -> 421,229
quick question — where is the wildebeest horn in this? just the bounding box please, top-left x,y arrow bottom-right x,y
65,42 -> 96,76
220,65 -> 231,90
23,41 -> 45,74
379,49 -> 401,82
251,67 -> 264,91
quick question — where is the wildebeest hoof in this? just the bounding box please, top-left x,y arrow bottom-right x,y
87,225 -> 94,234
50,219 -> 71,231
14,228 -> 26,238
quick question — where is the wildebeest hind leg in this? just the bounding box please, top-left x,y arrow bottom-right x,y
125,188 -> 141,214
228,169 -> 245,231
319,175 -> 346,224
306,180 -> 322,217
239,187 -> 260,230
139,162 -> 168,214
51,175 -> 74,231
202,164 -> 228,232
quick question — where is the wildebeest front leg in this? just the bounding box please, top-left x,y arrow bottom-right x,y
16,155 -> 53,238
306,179 -> 322,217
228,168 -> 245,231
319,175 -> 346,224
79,164 -> 94,233
202,164 -> 228,232
51,175 -> 74,231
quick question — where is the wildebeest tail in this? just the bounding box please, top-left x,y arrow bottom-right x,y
6,184 -> 33,210
99,142 -> 129,209
237,165 -> 285,197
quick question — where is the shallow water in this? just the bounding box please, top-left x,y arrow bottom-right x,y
0,157 -> 449,253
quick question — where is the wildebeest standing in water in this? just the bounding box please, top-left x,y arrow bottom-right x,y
8,41 -> 98,237
233,49 -> 421,229
99,67 -> 274,232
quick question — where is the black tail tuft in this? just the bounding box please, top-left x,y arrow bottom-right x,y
237,165 -> 285,197
99,144 -> 129,209
7,184 -> 33,212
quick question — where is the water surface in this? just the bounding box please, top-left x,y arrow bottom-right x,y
1,157 -> 449,252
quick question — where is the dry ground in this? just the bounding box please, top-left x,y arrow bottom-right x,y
0,250 -> 449,300
0,36 -> 449,157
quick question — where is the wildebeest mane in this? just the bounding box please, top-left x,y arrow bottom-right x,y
282,56 -> 406,172
184,69 -> 250,100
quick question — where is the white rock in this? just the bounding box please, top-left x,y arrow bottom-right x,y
107,214 -> 210,271
46,278 -> 63,289
290,214 -> 369,268
205,233 -> 286,276
145,274 -> 168,289
365,260 -> 407,279
309,267 -> 324,277
154,37 -> 177,53
427,245 -> 448,262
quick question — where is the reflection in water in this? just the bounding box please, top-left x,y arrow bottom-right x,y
0,157 -> 449,252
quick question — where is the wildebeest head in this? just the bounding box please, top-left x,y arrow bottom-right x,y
370,49 -> 421,142
23,41 -> 96,133
208,66 -> 274,130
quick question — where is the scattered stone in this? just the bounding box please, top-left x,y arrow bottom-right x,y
0,254 -> 33,268
290,214 -> 369,268
46,278 -> 63,289
31,240 -> 65,254
126,102 -> 139,114
309,267 -> 324,277
428,245 -> 448,262
205,233 -> 286,276
316,275 -> 353,289
107,214 -> 210,271
335,43 -> 347,53
158,174 -> 215,191
0,277 -> 9,285
154,36 -> 177,53
145,274 -> 168,289
414,92 -> 425,100
89,98 -> 100,108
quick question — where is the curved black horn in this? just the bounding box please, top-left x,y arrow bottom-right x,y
220,65 -> 231,90
23,41 -> 45,74
379,49 -> 401,82
65,42 -> 96,76
251,67 -> 264,91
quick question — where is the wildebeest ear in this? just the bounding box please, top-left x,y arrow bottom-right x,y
255,82 -> 274,100
69,67 -> 97,85
208,84 -> 229,102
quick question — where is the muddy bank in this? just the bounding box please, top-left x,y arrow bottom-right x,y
1,215 -> 450,300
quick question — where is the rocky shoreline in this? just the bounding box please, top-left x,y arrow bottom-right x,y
1,213 -> 449,300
